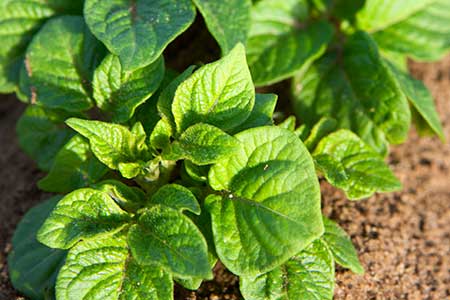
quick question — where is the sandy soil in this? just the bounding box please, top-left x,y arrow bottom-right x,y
0,55 -> 449,300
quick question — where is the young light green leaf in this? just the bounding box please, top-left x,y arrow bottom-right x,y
37,188 -> 131,249
84,0 -> 196,71
0,0 -> 84,93
208,126 -> 323,275
8,197 -> 67,300
303,117 -> 337,151
93,180 -> 146,212
386,60 -> 445,141
164,123 -> 241,165
56,232 -> 173,300
277,115 -> 296,131
359,0 -> 450,61
247,0 -> 333,86
66,118 -> 151,178
240,240 -> 335,300
38,135 -> 108,193
183,161 -> 209,183
322,217 -> 364,274
314,130 -> 402,200
193,0 -> 251,54
23,16 -> 105,111
16,105 -> 75,171
93,54 -> 165,123
232,93 -> 277,133
292,32 -> 411,155
128,205 -> 211,279
172,44 -> 255,133
151,184 -> 201,215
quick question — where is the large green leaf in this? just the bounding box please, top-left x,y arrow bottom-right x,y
386,60 -> 445,141
38,135 -> 108,193
240,240 -> 335,300
322,217 -> 364,274
8,197 -> 67,300
84,0 -> 196,71
16,105 -> 75,171
193,0 -> 251,54
208,126 -> 322,275
358,0 -> 450,61
128,205 -> 211,279
56,232 -> 173,300
93,54 -> 165,123
172,44 -> 255,133
23,16 -> 104,111
66,118 -> 151,178
292,32 -> 411,155
0,0 -> 83,93
164,123 -> 241,165
37,188 -> 131,249
313,130 -> 401,200
247,0 -> 333,86
150,184 -> 201,215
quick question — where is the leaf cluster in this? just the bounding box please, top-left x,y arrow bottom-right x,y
2,0 -> 448,299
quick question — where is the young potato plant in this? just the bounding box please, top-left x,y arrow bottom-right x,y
1,0 -> 448,300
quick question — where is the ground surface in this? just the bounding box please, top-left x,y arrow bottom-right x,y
1,55 -> 449,299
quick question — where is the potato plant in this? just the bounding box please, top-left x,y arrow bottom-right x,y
2,0 -> 448,299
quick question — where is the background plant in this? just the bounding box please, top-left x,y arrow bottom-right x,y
1,0 -> 448,299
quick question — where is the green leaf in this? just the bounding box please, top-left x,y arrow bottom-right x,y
386,60 -> 445,141
128,205 -> 211,279
232,93 -> 277,133
158,66 -> 196,128
277,115 -> 296,131
93,180 -> 147,213
183,160 -> 208,183
359,0 -> 450,61
23,16 -> 105,111
16,105 -> 75,171
208,126 -> 322,275
164,123 -> 241,165
240,240 -> 335,300
84,0 -> 196,70
38,135 -> 108,193
37,188 -> 131,249
0,0 -> 83,93
303,117 -> 337,151
150,118 -> 175,151
292,32 -> 411,155
193,0 -> 251,54
172,44 -> 255,133
313,130 -> 402,200
322,217 -> 364,274
66,118 -> 151,178
8,197 -> 67,300
93,54 -> 165,123
56,232 -> 173,300
151,184 -> 201,215
247,0 -> 333,86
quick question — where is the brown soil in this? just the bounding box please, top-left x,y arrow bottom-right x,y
1,55 -> 449,299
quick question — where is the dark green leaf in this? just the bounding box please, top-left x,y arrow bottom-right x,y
8,197 -> 67,300
193,0 -> 252,54
16,105 -> 74,171
232,93 -> 277,133
84,0 -> 196,70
